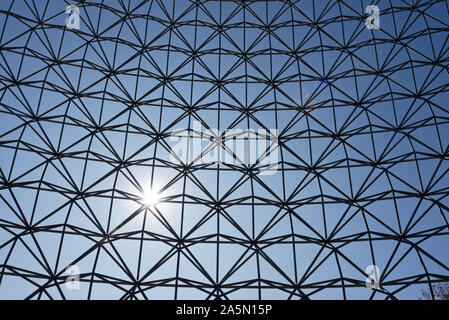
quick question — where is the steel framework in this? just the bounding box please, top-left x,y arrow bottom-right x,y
0,0 -> 449,299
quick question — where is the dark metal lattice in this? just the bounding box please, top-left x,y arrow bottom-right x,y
0,0 -> 449,300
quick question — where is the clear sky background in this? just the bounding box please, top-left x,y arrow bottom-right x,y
0,0 -> 448,299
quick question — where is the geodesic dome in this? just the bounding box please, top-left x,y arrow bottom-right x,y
0,0 -> 449,299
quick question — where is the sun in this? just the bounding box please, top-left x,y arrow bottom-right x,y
140,188 -> 161,207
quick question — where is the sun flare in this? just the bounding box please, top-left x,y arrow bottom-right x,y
141,188 -> 160,207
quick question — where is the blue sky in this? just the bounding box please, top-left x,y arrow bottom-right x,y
0,0 -> 448,299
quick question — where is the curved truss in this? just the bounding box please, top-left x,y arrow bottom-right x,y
0,0 -> 449,300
